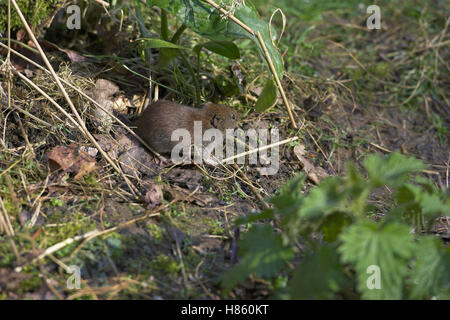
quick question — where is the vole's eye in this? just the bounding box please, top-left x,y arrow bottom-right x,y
231,114 -> 236,120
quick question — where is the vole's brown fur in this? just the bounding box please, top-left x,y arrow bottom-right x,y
136,100 -> 240,154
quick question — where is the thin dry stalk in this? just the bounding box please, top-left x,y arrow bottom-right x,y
9,0 -> 138,195
202,0 -> 297,128
0,42 -> 162,160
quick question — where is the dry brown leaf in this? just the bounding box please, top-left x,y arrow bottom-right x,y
39,40 -> 89,62
142,180 -> 163,209
293,144 -> 329,184
47,144 -> 99,180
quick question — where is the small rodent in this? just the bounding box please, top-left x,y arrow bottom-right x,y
136,100 -> 240,154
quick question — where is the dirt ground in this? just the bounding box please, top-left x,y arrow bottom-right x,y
0,1 -> 448,299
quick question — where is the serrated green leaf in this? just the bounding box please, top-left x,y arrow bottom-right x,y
408,236 -> 450,299
320,211 -> 352,242
290,244 -> 346,299
193,40 -> 240,59
299,177 -> 346,220
339,220 -> 415,299
396,183 -> 450,229
270,173 -> 305,216
221,224 -> 293,294
364,153 -> 426,188
255,79 -> 277,112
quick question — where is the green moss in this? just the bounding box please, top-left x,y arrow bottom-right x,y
0,242 -> 15,267
18,268 -> 42,294
49,197 -> 64,207
369,62 -> 392,78
152,254 -> 181,275
83,174 -> 99,186
0,0 -> 61,33
146,223 -> 164,244
184,249 -> 201,271
201,217 -> 225,235
42,211 -> 96,248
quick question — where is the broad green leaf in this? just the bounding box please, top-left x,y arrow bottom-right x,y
193,41 -> 240,59
408,236 -> 450,299
255,79 -> 277,112
339,220 -> 415,299
270,173 -> 306,216
139,38 -> 188,67
320,211 -> 352,243
290,244 -> 346,299
233,5 -> 284,79
140,37 -> 189,49
221,224 -> 293,294
158,48 -> 181,67
146,0 -> 284,79
299,177 -> 346,221
364,152 -> 426,188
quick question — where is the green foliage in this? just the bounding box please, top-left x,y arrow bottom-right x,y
290,244 -> 345,299
339,220 -> 414,299
0,0 -> 61,32
222,153 -> 450,299
221,224 -> 294,294
146,0 -> 283,76
254,79 -> 277,112
142,0 -> 284,110
193,41 -> 240,60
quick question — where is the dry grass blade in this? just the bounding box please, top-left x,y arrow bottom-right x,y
9,0 -> 138,195
0,42 -> 162,160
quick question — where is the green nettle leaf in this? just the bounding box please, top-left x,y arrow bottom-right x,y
299,177 -> 345,221
146,0 -> 284,79
271,174 -> 306,216
408,236 -> 450,299
255,79 -> 277,112
344,163 -> 371,216
396,183 -> 450,228
320,211 -> 352,243
339,220 -> 415,299
193,41 -> 240,59
221,224 -> 294,294
364,152 -> 426,188
290,244 -> 346,299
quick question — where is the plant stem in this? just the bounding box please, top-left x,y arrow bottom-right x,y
171,24 -> 187,43
180,51 -> 201,106
161,9 -> 169,40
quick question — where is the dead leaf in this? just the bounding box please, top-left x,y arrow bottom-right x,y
293,145 -> 329,184
142,180 -> 163,209
166,185 -> 215,207
39,40 -> 89,62
119,146 -> 157,177
163,168 -> 204,191
47,144 -> 99,180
